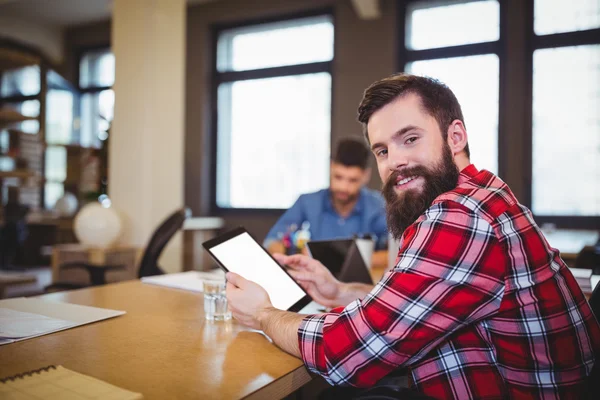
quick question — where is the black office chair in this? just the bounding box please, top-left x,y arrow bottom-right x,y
45,207 -> 191,291
138,207 -> 191,278
0,201 -> 29,270
586,282 -> 600,399
576,245 -> 600,275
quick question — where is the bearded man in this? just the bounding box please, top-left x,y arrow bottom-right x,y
225,73 -> 600,399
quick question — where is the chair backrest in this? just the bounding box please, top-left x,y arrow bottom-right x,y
586,282 -> 600,399
138,207 -> 191,278
576,246 -> 600,275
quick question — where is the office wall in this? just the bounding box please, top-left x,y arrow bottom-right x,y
185,0 -> 397,241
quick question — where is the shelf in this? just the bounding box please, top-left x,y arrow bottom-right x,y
0,108 -> 37,130
0,169 -> 36,179
7,128 -> 38,137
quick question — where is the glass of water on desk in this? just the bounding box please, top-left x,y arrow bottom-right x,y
203,280 -> 231,321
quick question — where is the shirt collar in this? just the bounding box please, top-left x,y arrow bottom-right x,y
458,164 -> 478,185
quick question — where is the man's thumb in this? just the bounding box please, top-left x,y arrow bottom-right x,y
226,272 -> 245,288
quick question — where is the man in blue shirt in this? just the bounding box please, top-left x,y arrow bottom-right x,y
264,139 -> 388,268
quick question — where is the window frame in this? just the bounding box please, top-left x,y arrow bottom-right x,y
77,45 -> 114,94
76,45 -> 113,150
524,0 -> 600,229
398,0 -> 600,229
43,45 -> 113,210
209,8 -> 335,214
44,71 -> 80,209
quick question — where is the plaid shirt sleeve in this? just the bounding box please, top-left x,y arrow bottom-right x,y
298,201 -> 507,387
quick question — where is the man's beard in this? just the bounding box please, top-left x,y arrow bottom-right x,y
382,144 -> 460,240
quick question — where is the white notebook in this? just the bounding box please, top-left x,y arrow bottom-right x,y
0,297 -> 125,346
141,270 -> 225,293
0,365 -> 143,399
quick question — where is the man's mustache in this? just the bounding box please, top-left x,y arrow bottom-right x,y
383,165 -> 430,192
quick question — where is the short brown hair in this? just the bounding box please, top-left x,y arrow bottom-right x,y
332,138 -> 370,170
357,73 -> 470,158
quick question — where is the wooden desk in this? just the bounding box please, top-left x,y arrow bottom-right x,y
0,281 -> 311,399
51,245 -> 139,285
370,265 -> 386,283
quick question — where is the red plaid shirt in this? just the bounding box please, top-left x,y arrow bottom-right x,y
298,165 -> 600,399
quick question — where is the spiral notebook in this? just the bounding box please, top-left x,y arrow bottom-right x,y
0,365 -> 143,399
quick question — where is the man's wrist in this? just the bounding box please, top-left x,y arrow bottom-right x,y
257,307 -> 278,331
335,282 -> 351,306
335,281 -> 373,307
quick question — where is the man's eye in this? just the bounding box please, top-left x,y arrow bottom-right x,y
376,149 -> 388,157
405,137 -> 418,145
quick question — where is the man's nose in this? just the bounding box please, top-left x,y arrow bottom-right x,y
339,180 -> 351,192
387,146 -> 408,172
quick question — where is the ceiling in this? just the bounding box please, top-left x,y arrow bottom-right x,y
0,0 -> 219,27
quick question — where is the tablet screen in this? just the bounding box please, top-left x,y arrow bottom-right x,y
208,231 -> 308,311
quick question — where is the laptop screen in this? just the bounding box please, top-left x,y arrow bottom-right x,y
306,239 -> 354,275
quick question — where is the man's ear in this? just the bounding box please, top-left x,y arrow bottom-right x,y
446,120 -> 469,155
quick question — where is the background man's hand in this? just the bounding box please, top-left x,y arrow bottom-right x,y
226,272 -> 273,330
267,241 -> 286,255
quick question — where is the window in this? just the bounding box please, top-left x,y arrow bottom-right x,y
406,0 -> 500,50
80,89 -> 114,147
79,48 -> 114,149
399,0 -> 600,227
80,49 -> 115,88
531,0 -> 600,218
406,55 -> 499,174
44,146 -> 67,208
0,65 -> 40,97
46,79 -> 75,145
214,14 -> 334,210
402,0 -> 500,174
44,70 -> 78,208
534,0 -> 600,35
63,47 -> 115,206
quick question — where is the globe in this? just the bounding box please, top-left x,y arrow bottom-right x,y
74,202 -> 122,248
54,192 -> 78,217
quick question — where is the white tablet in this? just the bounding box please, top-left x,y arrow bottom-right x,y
202,227 -> 312,312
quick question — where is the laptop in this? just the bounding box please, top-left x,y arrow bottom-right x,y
202,227 -> 324,314
306,239 -> 373,284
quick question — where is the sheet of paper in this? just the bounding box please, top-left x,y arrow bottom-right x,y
0,308 -> 77,339
0,297 -> 125,346
569,267 -> 593,279
141,270 -> 225,293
